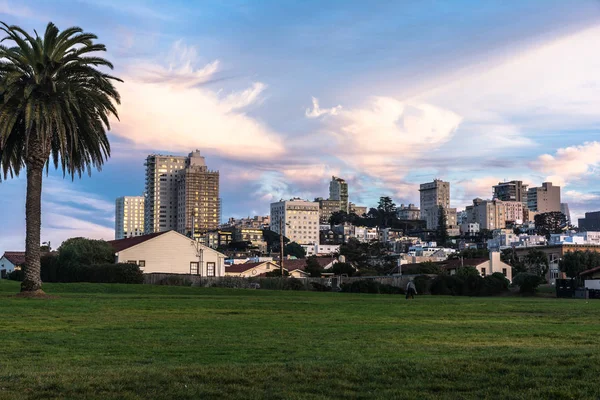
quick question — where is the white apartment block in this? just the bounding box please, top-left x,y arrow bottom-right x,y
144,154 -> 187,233
115,196 -> 145,239
270,199 -> 320,245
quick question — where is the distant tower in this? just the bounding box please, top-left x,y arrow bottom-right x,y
329,176 -> 349,213
561,203 -> 571,226
115,196 -> 145,239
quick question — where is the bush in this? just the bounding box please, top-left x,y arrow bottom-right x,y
512,273 -> 543,294
430,273 -> 509,297
158,275 -> 193,286
340,280 -> 403,295
7,269 -> 23,281
39,259 -> 143,284
331,262 -> 355,276
311,282 -> 332,292
283,278 -> 305,291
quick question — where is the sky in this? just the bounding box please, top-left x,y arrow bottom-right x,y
2,0 -> 600,251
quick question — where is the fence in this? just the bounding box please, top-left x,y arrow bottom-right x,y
143,273 -> 423,291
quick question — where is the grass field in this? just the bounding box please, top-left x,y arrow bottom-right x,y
1,280 -> 599,399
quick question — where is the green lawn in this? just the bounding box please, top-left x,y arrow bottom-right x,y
1,280 -> 599,400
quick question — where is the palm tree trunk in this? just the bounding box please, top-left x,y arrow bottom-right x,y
21,163 -> 44,293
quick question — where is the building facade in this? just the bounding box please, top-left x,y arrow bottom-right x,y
270,199 -> 320,244
561,203 -> 571,226
397,204 -> 421,220
527,182 -> 561,213
329,176 -> 349,213
144,154 -> 186,233
419,179 -> 451,230
316,197 -> 341,224
466,198 -> 505,231
349,202 -> 367,216
493,180 -> 528,203
115,196 -> 145,239
176,151 -> 220,238
579,211 -> 600,231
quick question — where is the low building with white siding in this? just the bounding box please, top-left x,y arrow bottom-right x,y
108,230 -> 226,276
0,252 -> 24,279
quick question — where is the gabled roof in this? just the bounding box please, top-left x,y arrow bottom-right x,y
1,251 -> 26,265
579,266 -> 600,277
225,261 -> 276,273
107,231 -> 170,252
283,258 -> 335,272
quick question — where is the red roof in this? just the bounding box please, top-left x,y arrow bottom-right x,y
579,266 -> 600,277
107,231 -> 170,252
282,258 -> 334,271
225,262 -> 271,273
1,251 -> 26,266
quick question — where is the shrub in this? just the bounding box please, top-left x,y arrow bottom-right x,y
7,269 -> 23,281
283,278 -> 305,291
340,280 -> 403,295
39,261 -> 143,284
413,275 -> 432,295
311,282 -> 332,292
480,274 -> 509,296
512,273 -> 543,294
331,262 -> 355,276
158,275 -> 193,286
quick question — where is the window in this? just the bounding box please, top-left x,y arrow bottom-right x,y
139,260 -> 146,269
481,268 -> 486,276
126,260 -> 136,264
502,268 -> 507,276
207,262 -> 216,277
190,262 -> 199,275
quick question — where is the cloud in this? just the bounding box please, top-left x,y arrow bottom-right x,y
530,141 -> 600,185
0,1 -> 34,18
305,97 -> 342,118
564,190 -> 600,202
111,42 -> 285,160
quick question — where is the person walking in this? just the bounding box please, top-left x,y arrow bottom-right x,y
406,280 -> 417,299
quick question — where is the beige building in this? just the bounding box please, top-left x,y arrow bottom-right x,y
398,204 -> 421,220
144,154 -> 187,233
233,227 -> 267,252
115,196 -> 145,239
420,179 -> 451,230
316,197 -> 341,224
177,151 -> 220,238
503,201 -> 525,224
466,198 -> 506,230
108,230 -> 226,276
349,202 -> 367,216
527,182 -> 561,213
270,199 -> 320,244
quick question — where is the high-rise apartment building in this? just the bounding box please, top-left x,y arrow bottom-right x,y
579,211 -> 600,231
527,182 -> 561,213
419,179 -> 452,230
493,180 -> 528,203
177,151 -> 220,238
144,154 -> 186,233
466,198 -> 524,230
270,199 -> 319,245
115,196 -> 145,239
329,176 -> 349,213
315,197 -> 341,224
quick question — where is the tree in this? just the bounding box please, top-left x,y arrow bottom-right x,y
331,262 -> 355,276
512,273 -> 543,294
534,212 -> 567,239
455,266 -> 481,278
415,261 -> 441,274
501,248 -> 527,275
560,250 -> 600,278
57,238 -> 115,268
284,242 -> 306,259
304,256 -> 323,277
377,196 -> 397,228
0,23 -> 121,293
437,206 -> 449,245
523,249 -> 549,278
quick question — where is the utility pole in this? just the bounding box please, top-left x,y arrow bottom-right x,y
279,217 -> 284,277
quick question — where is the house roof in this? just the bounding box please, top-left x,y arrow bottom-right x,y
401,258 -> 488,273
1,251 -> 26,265
225,261 -> 277,273
579,266 -> 600,277
283,258 -> 334,271
107,231 -> 170,252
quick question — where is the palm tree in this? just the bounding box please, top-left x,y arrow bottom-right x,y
0,22 -> 121,293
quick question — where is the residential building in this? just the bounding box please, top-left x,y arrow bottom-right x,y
225,216 -> 270,229
493,180 -> 528,203
561,203 -> 571,226
0,252 -> 24,279
419,179 -> 454,231
349,202 -> 367,216
301,244 -> 340,257
315,197 -> 341,224
400,252 -> 512,281
144,154 -> 187,233
233,226 -> 267,252
465,198 -> 523,230
527,182 -> 561,213
397,204 -> 421,220
204,230 -> 233,249
548,231 -> 600,246
115,196 -> 145,240
270,199 -> 320,245
177,150 -> 220,238
107,231 -> 227,276
460,222 -> 480,236
225,261 -> 280,277
579,211 -> 600,231
329,176 -> 349,213
503,201 -> 525,224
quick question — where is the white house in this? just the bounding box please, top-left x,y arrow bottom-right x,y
0,252 -> 23,279
108,230 -> 227,276
301,244 -> 340,257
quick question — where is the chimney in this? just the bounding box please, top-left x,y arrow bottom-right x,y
489,251 -> 501,273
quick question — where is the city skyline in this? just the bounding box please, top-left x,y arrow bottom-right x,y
2,1 -> 600,251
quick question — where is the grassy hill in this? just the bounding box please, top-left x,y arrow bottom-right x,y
1,280 -> 599,399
